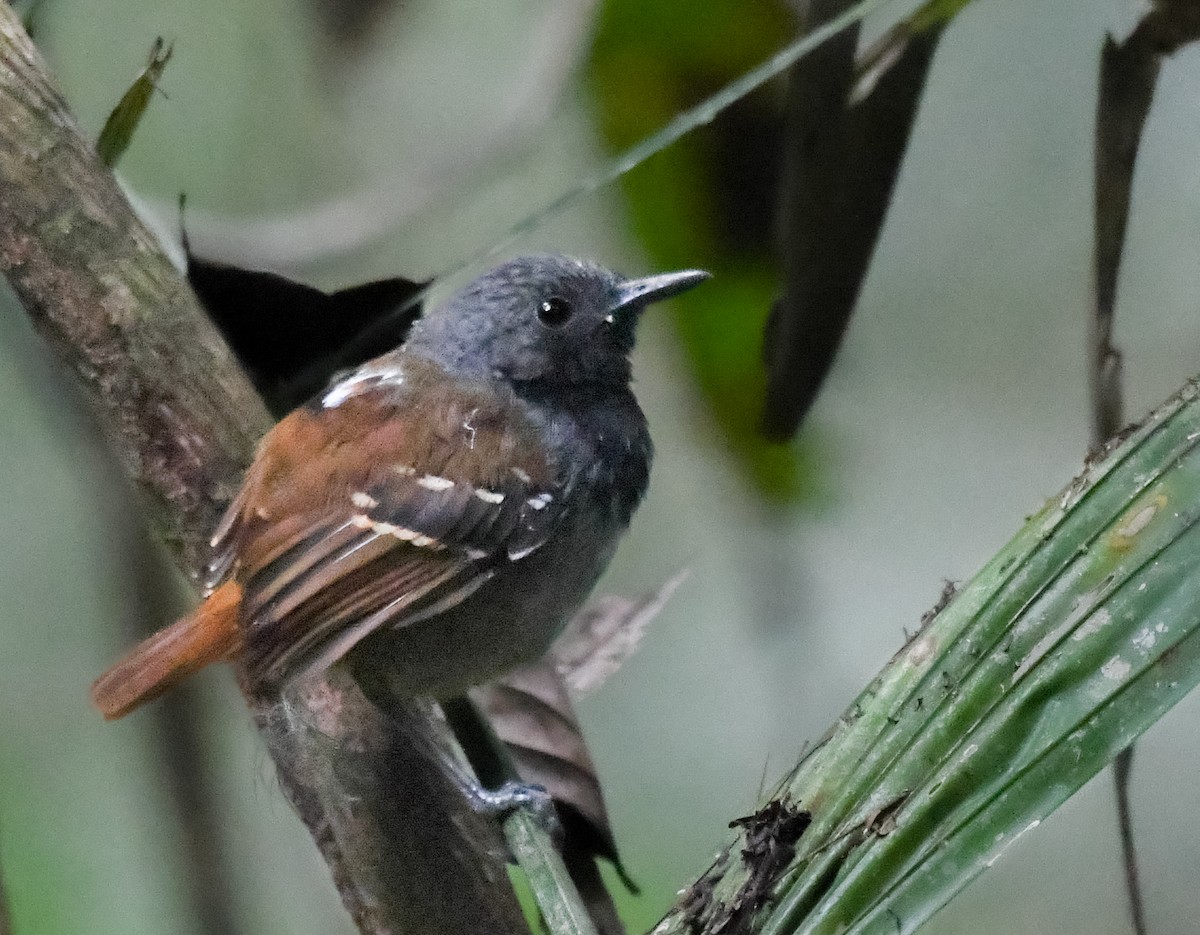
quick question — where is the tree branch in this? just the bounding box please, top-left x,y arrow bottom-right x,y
0,9 -> 264,575
0,8 -> 525,934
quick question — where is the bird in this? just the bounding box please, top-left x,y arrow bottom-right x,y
91,254 -> 709,720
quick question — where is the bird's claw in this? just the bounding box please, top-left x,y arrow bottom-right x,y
467,781 -> 561,838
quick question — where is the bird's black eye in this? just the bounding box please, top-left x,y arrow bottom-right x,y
537,296 -> 573,328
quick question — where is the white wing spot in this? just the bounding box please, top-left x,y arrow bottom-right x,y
511,467 -> 532,483
526,493 -> 552,511
322,365 -> 404,408
418,474 -> 455,491
392,464 -> 416,476
351,491 -> 378,509
475,488 -> 505,504
411,534 -> 442,548
322,380 -> 363,408
351,514 -> 442,548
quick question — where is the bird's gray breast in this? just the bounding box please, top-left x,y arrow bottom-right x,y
522,385 -> 653,529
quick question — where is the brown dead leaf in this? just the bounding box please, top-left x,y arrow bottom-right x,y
762,1 -> 943,439
553,570 -> 688,698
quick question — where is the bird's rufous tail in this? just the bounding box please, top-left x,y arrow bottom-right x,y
90,580 -> 243,720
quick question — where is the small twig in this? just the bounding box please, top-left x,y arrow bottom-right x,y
1091,34 -> 1150,448
1092,5 -> 1200,445
1113,747 -> 1147,935
1093,31 -> 1144,935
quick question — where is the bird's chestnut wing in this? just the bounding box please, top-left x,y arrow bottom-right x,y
208,376 -> 566,688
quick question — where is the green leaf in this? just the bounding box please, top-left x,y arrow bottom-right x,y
95,37 -> 172,169
588,0 -> 819,505
656,377 -> 1200,934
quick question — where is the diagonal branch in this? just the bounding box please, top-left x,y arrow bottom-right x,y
0,12 -> 264,575
0,8 -> 525,934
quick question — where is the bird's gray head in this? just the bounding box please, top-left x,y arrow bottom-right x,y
405,254 -> 709,386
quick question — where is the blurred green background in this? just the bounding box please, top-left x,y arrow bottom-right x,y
3,0 -> 1200,932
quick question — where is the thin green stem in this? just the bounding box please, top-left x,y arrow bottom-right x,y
503,811 -> 599,935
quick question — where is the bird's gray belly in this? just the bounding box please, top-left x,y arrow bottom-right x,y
359,512 -> 621,699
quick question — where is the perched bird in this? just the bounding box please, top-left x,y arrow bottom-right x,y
92,255 -> 709,719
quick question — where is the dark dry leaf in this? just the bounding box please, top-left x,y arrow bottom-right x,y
682,800 -> 812,935
761,3 -> 943,440
1092,2 -> 1200,444
560,845 -> 628,935
185,247 -> 426,417
1090,33 -> 1150,446
553,570 -> 688,698
678,852 -> 730,935
96,37 -> 172,168
854,0 -> 970,98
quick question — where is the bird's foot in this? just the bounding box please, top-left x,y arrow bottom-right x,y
466,781 -> 561,838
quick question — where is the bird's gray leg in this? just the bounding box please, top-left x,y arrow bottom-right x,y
462,780 -> 560,835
